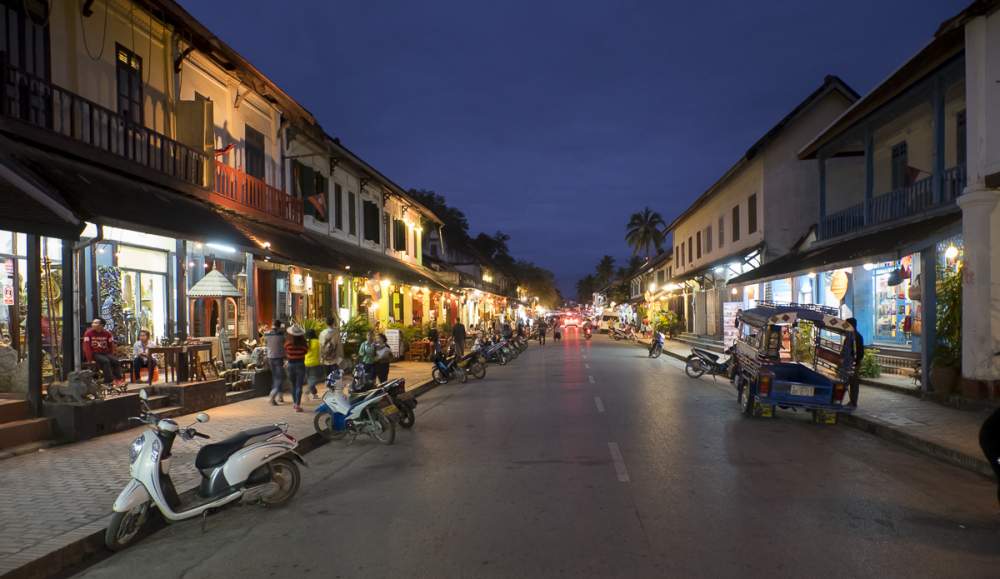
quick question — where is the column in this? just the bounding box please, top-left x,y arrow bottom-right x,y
61,239 -> 75,378
175,240 -> 187,339
245,252 -> 256,336
932,75 -> 946,205
26,235 -> 41,416
864,126 -> 874,225
958,189 -> 1000,379
919,246 -> 938,392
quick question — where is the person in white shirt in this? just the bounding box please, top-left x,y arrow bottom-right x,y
131,330 -> 158,384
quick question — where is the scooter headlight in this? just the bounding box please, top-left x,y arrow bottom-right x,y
129,435 -> 144,464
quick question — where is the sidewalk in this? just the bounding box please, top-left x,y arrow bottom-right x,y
0,362 -> 432,579
646,337 -> 994,479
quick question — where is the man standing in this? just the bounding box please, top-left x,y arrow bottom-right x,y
536,318 -> 547,345
845,317 -> 864,408
452,319 -> 467,358
265,319 -> 286,405
319,315 -> 342,375
83,317 -> 124,387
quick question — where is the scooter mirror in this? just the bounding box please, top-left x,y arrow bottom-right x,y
138,389 -> 149,401
196,412 -> 210,423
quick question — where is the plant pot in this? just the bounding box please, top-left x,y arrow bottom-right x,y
959,377 -> 985,400
929,364 -> 959,394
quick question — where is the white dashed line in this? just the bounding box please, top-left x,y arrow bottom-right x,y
594,396 -> 605,413
608,442 -> 630,482
588,375 -> 595,384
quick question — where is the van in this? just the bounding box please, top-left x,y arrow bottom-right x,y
599,312 -> 619,333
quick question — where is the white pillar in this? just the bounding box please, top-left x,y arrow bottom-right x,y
958,189 -> 1000,379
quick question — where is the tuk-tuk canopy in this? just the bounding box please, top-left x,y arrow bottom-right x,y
738,305 -> 854,334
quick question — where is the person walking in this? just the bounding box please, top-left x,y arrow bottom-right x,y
264,320 -> 286,405
319,315 -> 342,375
452,320 -> 467,358
844,317 -> 864,408
358,330 -> 377,384
284,324 -> 308,412
131,330 -> 158,385
83,317 -> 125,388
374,333 -> 392,384
304,328 -> 324,400
536,318 -> 547,345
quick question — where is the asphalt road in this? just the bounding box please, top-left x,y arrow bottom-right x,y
76,332 -> 1000,579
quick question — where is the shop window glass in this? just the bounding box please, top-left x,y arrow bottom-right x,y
117,246 -> 167,273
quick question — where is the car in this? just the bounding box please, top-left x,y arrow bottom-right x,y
562,315 -> 580,327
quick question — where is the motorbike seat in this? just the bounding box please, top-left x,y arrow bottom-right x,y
195,425 -> 282,469
693,348 -> 720,362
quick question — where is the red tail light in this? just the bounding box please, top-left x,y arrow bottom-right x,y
758,375 -> 772,397
833,382 -> 846,402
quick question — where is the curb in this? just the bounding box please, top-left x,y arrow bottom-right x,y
838,412 -> 994,480
4,378 -> 439,579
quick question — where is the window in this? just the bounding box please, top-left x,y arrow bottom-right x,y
732,205 -> 740,242
957,110 -> 967,167
1,1 -> 50,79
718,217 -> 724,249
688,236 -> 693,263
675,246 -> 679,264
748,194 -> 757,234
696,231 -> 701,259
116,45 -> 143,124
245,125 -> 266,180
657,270 -> 665,285
706,225 -> 713,254
680,242 -> 685,266
334,184 -> 343,229
429,242 -> 439,257
891,142 -> 909,190
348,192 -> 357,235
363,200 -> 380,243
394,220 -> 408,251
294,161 -> 329,223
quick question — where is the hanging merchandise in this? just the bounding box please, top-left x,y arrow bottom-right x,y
908,274 -> 922,301
887,268 -> 902,287
829,270 -> 849,303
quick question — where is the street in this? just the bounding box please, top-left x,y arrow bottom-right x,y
75,333 -> 1000,579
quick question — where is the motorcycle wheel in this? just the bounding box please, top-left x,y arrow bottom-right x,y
398,405 -> 416,429
685,356 -> 707,378
432,367 -> 449,384
313,412 -> 346,440
105,502 -> 150,551
470,361 -> 486,379
260,457 -> 301,506
370,409 -> 396,445
497,352 -> 508,366
458,367 -> 468,384
613,334 -> 621,341
650,346 -> 662,359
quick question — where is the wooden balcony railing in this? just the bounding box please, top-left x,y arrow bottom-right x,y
820,168 -> 966,240
213,161 -> 302,226
0,58 -> 208,188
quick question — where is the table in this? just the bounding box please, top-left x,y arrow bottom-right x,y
148,346 -> 182,383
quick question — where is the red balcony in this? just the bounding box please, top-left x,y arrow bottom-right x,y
212,161 -> 303,228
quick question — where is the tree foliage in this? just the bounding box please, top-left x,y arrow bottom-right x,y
625,207 -> 666,258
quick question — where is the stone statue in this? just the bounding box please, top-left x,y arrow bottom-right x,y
47,369 -> 101,404
0,343 -> 25,393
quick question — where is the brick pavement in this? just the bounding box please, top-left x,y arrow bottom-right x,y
0,361 -> 432,578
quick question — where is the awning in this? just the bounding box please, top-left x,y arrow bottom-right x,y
728,212 -> 962,285
0,136 -> 82,238
303,231 -> 450,291
223,215 -> 353,273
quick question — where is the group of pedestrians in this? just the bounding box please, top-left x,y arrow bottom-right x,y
265,317 -> 343,411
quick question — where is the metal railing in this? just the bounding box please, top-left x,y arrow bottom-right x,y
213,161 -> 302,226
944,164 -> 967,201
867,175 -> 934,225
0,59 -> 208,188
819,203 -> 865,239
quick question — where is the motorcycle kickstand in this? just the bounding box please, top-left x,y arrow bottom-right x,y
201,509 -> 210,533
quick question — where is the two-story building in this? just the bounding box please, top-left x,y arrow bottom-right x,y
666,76 -> 858,340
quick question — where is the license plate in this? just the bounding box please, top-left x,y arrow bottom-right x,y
382,404 -> 398,415
790,385 -> 814,397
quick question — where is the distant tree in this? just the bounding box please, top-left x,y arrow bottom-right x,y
625,207 -> 666,258
595,255 -> 616,288
627,255 -> 645,274
408,189 -> 470,239
576,274 -> 597,304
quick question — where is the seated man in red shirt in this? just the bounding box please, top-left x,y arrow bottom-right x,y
83,317 -> 124,387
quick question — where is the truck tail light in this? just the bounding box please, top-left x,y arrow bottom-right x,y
833,382 -> 846,403
758,375 -> 771,397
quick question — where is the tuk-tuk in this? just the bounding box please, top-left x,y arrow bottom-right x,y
733,303 -> 855,424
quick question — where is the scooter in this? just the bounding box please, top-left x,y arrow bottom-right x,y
314,368 -> 397,444
106,389 -> 304,551
584,325 -> 593,340
649,332 -> 664,358
685,346 -> 736,380
432,346 -> 468,384
611,326 -> 631,341
350,364 -> 417,428
458,349 -> 488,380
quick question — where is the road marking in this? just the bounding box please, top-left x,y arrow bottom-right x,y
608,442 -> 630,482
594,396 -> 605,413
585,363 -> 590,369
588,375 -> 595,384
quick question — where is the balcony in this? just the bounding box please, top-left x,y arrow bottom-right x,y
0,59 -> 302,229
212,161 -> 302,228
819,166 -> 966,239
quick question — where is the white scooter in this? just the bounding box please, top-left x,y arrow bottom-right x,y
106,389 -> 305,550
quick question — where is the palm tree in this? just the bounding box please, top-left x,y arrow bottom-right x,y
625,207 -> 666,258
595,255 -> 616,287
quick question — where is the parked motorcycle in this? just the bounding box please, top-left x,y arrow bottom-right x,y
479,336 -> 509,366
313,368 -> 397,444
685,346 -> 735,380
458,349 -> 487,379
611,326 -> 634,341
350,365 -> 417,428
106,389 -> 303,550
432,346 -> 468,384
649,331 -> 664,358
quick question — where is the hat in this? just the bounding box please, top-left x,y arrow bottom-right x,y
286,324 -> 305,337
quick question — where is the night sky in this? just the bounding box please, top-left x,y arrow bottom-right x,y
180,0 -> 967,297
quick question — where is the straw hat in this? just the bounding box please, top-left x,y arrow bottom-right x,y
286,324 -> 305,337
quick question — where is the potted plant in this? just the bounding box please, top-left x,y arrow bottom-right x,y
931,267 -> 961,394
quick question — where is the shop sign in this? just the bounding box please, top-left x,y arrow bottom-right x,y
2,259 -> 12,305
830,270 -> 849,302
304,274 -> 314,296
723,302 -> 741,347
2,284 -> 12,306
290,272 -> 305,294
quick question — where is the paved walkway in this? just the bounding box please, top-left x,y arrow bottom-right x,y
0,362 -> 432,578
647,337 -> 995,478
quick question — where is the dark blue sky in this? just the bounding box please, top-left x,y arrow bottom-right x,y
181,0 -> 966,296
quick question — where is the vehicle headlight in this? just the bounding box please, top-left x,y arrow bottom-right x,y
129,435 -> 144,464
